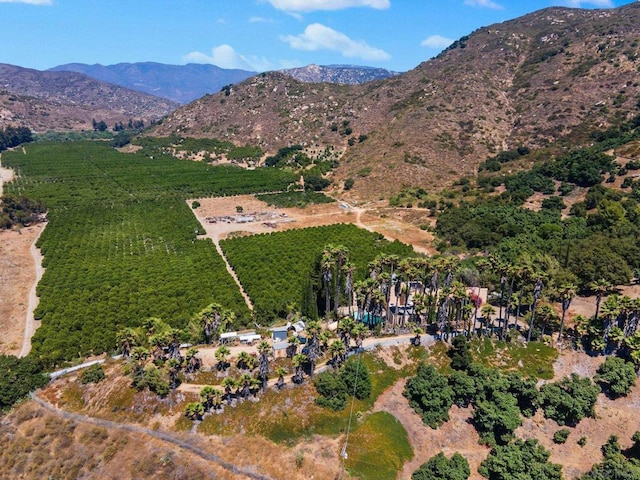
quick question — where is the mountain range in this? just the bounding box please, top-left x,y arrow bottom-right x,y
2,3 -> 640,200
0,63 -> 177,131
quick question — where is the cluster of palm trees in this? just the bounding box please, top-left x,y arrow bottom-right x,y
117,317 -> 202,395
576,288 -> 640,364
185,340 -> 277,421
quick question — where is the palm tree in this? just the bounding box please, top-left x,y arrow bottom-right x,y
480,305 -> 496,337
600,294 -> 622,348
412,326 -> 424,346
238,373 -> 253,399
305,320 -> 322,378
200,385 -> 216,412
236,351 -> 253,371
222,376 -> 237,404
167,358 -> 182,389
328,339 -> 346,368
556,283 -> 577,343
185,347 -> 201,374
321,245 -> 335,317
352,323 -> 368,350
292,353 -> 308,384
211,388 -> 224,410
286,335 -> 300,359
184,402 -> 204,421
590,279 -> 614,324
215,345 -> 231,372
319,329 -> 331,354
257,340 -> 272,393
275,366 -> 287,390
526,279 -> 544,343
338,316 -> 356,350
117,327 -> 141,360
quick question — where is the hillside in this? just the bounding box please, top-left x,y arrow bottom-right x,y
49,62 -> 256,104
148,3 -> 640,199
0,64 -> 178,131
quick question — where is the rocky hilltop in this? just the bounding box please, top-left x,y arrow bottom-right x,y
281,64 -> 398,84
0,64 -> 178,131
149,3 -> 640,198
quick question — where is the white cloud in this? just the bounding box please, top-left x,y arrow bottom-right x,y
421,35 -> 454,49
281,23 -> 390,61
560,0 -> 614,7
463,0 -> 503,10
267,0 -> 389,12
183,45 -> 270,71
249,16 -> 274,23
0,0 -> 52,4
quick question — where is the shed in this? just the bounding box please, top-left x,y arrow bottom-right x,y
270,326 -> 289,342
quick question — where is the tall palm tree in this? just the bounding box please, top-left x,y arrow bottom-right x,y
117,327 -> 141,360
590,279 -> 614,324
332,245 -> 350,319
556,283 -> 577,342
352,323 -> 368,350
321,245 -> 336,318
526,279 -> 544,343
257,340 -> 272,393
338,316 -> 356,349
185,347 -> 201,374
600,294 -> 622,348
305,320 -> 322,378
197,303 -> 235,344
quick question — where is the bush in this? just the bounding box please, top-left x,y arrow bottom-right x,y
553,428 -> 570,444
473,392 -> 522,446
0,355 -> 49,411
341,357 -> 371,401
479,438 -> 562,480
344,178 -> 355,191
449,336 -> 472,371
403,364 -> 454,428
80,363 -> 106,384
412,452 -> 470,480
595,356 -> 637,398
313,371 -> 348,410
540,374 -> 599,426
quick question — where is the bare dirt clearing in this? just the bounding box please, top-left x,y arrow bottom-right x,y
189,194 -> 436,254
0,224 -> 45,356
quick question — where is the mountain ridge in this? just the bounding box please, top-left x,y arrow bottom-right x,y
148,2 -> 640,199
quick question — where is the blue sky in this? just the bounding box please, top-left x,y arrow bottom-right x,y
0,0 -> 636,72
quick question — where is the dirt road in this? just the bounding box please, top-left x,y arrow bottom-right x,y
19,227 -> 45,357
